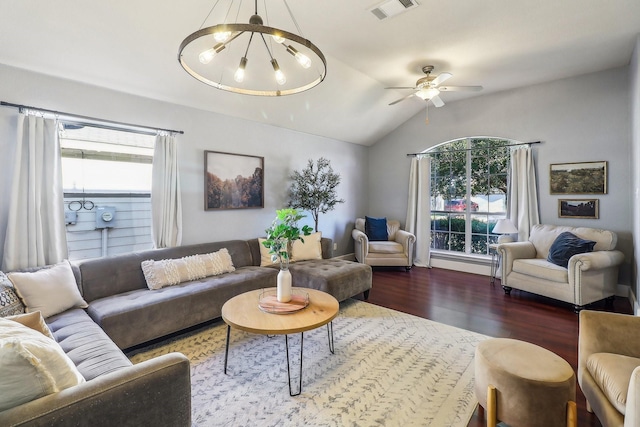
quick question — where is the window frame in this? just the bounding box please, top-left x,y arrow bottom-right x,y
428,137 -> 513,257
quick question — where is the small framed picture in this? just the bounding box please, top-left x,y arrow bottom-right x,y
549,161 -> 607,194
558,199 -> 599,219
204,151 -> 264,210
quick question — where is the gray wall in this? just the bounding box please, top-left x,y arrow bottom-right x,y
0,64 -> 368,262
631,35 -> 640,309
369,66 -> 633,285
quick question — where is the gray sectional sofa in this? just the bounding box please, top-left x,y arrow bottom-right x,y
0,237 -> 372,426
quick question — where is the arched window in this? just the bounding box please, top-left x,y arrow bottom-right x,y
428,137 -> 513,255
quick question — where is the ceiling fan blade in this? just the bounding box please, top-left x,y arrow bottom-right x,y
431,72 -> 453,87
438,85 -> 483,92
385,86 -> 417,90
389,94 -> 416,106
431,95 -> 445,108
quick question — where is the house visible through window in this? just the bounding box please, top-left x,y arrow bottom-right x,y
429,137 -> 512,256
59,124 -> 155,260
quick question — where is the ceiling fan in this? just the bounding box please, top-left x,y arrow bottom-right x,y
386,65 -> 483,122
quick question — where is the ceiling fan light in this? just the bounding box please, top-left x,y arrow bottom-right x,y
416,88 -> 440,100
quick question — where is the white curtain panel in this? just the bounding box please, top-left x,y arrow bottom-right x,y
2,114 -> 68,271
508,146 -> 540,241
151,133 -> 182,248
405,156 -> 431,267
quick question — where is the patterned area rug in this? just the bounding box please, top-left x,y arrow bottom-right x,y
127,299 -> 488,427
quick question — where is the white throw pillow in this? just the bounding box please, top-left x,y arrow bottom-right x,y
258,238 -> 279,267
6,311 -> 55,340
8,261 -> 88,318
0,318 -> 85,411
291,232 -> 323,262
198,248 -> 235,276
141,248 -> 236,290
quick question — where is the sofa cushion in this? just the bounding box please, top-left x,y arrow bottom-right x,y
46,309 -> 133,380
512,259 -> 569,283
87,266 -> 278,349
365,216 -> 388,241
78,240 -> 254,302
0,271 -> 24,317
257,238 -> 279,266
291,232 -> 323,262
586,352 -> 640,415
368,241 -> 404,254
8,260 -> 88,318
529,224 -> 617,258
547,232 -> 596,268
287,259 -> 372,302
141,248 -> 235,290
0,317 -> 85,411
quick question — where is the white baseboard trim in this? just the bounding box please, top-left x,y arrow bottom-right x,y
335,253 -> 356,261
430,258 -> 492,277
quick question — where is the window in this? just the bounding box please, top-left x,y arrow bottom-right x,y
59,124 -> 156,260
429,137 -> 511,256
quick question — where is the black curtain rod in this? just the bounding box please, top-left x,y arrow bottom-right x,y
0,101 -> 184,136
406,140 -> 541,157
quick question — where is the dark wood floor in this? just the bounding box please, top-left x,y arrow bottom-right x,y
354,266 -> 633,427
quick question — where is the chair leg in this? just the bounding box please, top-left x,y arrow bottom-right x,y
567,401 -> 577,427
487,384 -> 497,427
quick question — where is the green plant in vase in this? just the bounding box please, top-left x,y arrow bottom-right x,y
262,209 -> 312,302
263,208 -> 313,267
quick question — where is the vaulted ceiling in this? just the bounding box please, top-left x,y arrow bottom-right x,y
1,0 -> 639,145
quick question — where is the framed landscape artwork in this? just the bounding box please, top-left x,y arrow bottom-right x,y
558,199 -> 599,219
204,151 -> 264,210
549,161 -> 607,194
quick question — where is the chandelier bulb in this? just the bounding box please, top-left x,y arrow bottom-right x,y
295,52 -> 311,69
286,45 -> 311,69
271,59 -> 286,85
214,31 -> 231,43
198,43 -> 226,64
272,34 -> 285,44
234,57 -> 248,83
199,48 -> 216,64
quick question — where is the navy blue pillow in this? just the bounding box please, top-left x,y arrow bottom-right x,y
365,216 -> 388,241
547,232 -> 596,268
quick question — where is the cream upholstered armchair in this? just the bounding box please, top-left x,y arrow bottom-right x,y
498,224 -> 624,312
352,218 -> 415,270
579,310 -> 640,427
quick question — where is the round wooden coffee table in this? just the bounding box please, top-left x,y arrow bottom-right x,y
221,287 -> 339,396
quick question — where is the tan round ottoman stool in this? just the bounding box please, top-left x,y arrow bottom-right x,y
475,338 -> 577,427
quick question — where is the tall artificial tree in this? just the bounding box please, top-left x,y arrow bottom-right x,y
287,157 -> 345,232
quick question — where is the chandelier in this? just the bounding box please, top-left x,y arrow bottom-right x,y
178,0 -> 327,96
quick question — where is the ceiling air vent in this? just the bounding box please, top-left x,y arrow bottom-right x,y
370,0 -> 419,20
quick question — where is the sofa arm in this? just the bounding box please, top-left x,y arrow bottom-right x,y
569,250 -> 625,271
0,352 -> 191,427
352,229 -> 369,263
394,229 -> 416,264
625,366 -> 640,427
497,241 -> 537,277
578,311 -> 640,385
